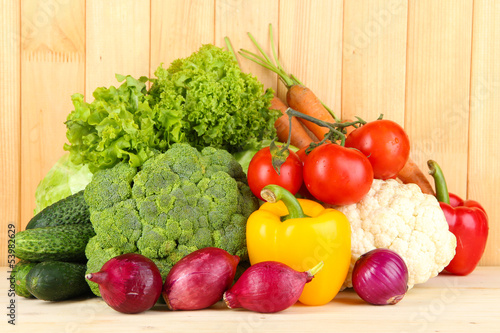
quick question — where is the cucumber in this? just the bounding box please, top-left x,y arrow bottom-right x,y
26,190 -> 90,229
10,261 -> 38,298
14,224 -> 95,262
26,261 -> 91,301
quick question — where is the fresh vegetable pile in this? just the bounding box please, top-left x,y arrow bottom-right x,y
11,24 -> 489,314
84,143 -> 258,296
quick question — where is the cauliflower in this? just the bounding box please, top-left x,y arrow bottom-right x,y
335,179 -> 456,289
84,143 -> 259,296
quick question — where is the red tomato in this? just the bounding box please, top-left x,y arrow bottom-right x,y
345,119 -> 410,180
303,143 -> 373,205
295,147 -> 315,200
247,147 -> 303,201
296,146 -> 309,163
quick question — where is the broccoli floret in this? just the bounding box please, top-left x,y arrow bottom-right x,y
84,162 -> 136,211
85,143 -> 259,296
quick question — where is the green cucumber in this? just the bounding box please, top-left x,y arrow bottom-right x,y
26,190 -> 90,229
26,261 -> 91,301
14,224 -> 95,262
10,261 -> 38,298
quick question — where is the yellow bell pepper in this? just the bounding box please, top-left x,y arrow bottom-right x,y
246,185 -> 351,306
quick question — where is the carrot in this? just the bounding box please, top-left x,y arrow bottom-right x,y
286,85 -> 335,141
239,25 -> 341,140
271,96 -> 315,149
397,157 -> 435,195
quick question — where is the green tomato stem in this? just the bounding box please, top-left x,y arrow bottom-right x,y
260,184 -> 306,219
285,108 -> 347,146
427,160 -> 450,204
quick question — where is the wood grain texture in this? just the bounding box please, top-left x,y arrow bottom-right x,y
150,0 -> 214,75
469,0 -> 500,266
277,0 -> 344,116
0,0 -> 20,268
20,0 -> 85,229
1,1 -> 499,266
215,0 -> 279,92
405,0 -> 474,198
86,0 -> 150,95
342,0 -> 408,124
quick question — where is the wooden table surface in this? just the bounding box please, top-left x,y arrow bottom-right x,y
2,266 -> 499,333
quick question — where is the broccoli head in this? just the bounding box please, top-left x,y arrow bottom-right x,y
84,143 -> 259,296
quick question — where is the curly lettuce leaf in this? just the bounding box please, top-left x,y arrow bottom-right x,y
148,44 -> 279,153
64,75 -> 161,173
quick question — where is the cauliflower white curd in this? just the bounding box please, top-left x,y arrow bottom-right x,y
334,179 -> 456,290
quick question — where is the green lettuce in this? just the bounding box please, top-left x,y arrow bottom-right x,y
148,44 -> 279,154
64,75 -> 156,173
64,44 -> 279,173
34,154 -> 93,214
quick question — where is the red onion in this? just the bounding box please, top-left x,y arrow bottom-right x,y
223,261 -> 323,313
352,248 -> 408,305
163,247 -> 240,310
86,253 -> 163,314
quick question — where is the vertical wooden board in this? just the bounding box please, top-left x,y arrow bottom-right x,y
20,0 -> 85,227
342,0 -> 408,124
278,0 -> 343,115
0,0 -> 20,267
405,0 -> 473,197
215,0 -> 279,92
469,0 -> 500,266
86,0 -> 150,95
150,0 -> 214,75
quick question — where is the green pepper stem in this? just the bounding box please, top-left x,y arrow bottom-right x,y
427,160 -> 450,204
260,184 -> 306,219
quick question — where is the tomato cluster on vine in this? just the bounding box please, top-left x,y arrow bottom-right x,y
247,118 -> 410,206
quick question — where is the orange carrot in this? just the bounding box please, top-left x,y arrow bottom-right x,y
271,96 -> 315,149
240,25 -> 341,141
397,158 -> 435,195
286,85 -> 335,141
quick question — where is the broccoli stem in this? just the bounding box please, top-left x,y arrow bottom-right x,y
427,160 -> 450,204
260,185 -> 306,220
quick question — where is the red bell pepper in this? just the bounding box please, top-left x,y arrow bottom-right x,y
428,160 -> 489,276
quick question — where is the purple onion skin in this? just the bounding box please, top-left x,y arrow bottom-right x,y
352,248 -> 409,305
86,253 -> 163,314
223,261 -> 313,313
163,247 -> 240,310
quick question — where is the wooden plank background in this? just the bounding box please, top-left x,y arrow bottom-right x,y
1,0 -> 498,267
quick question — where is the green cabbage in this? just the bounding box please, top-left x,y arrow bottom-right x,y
34,154 -> 93,214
